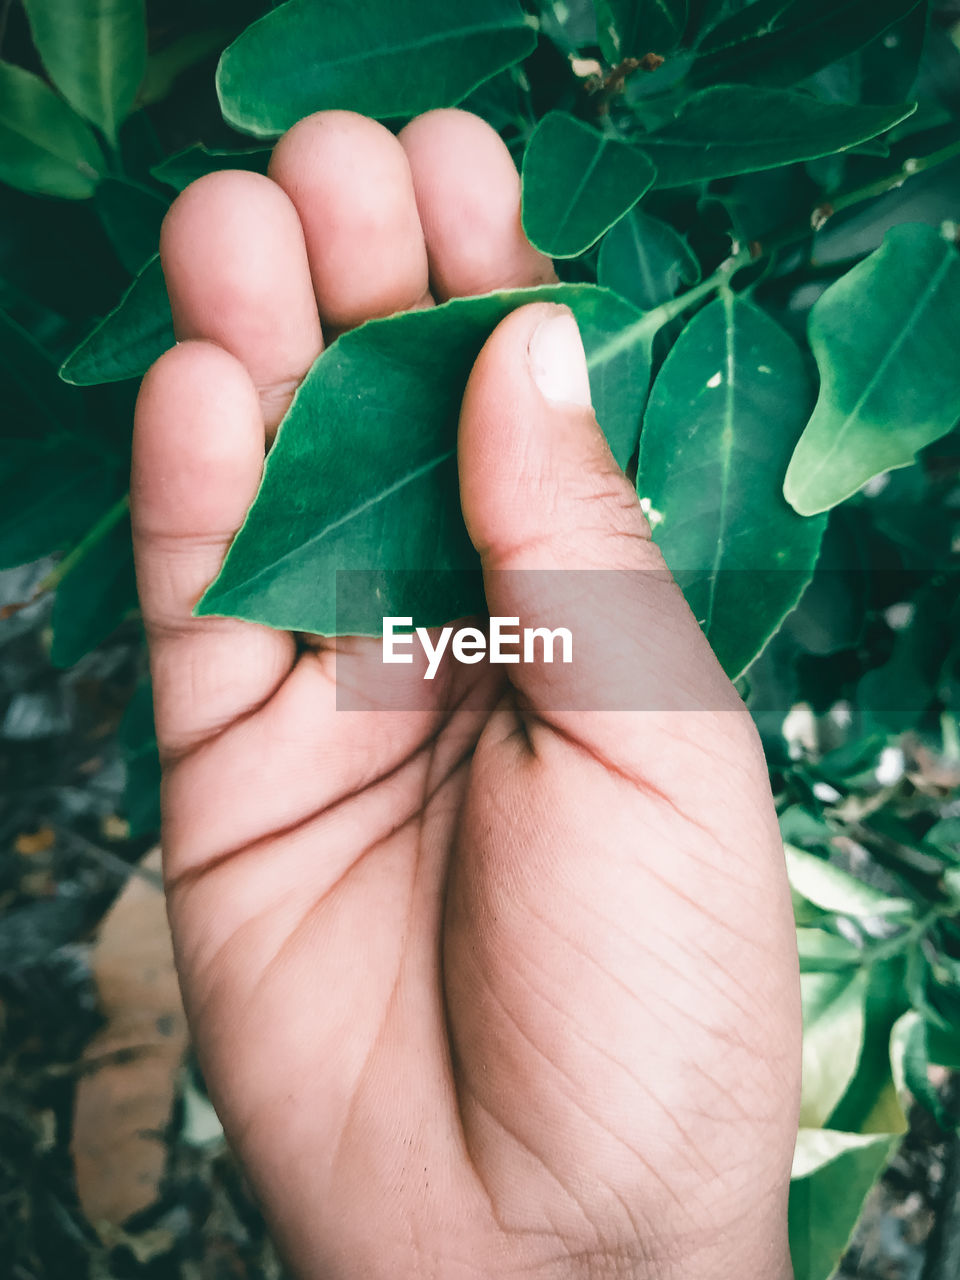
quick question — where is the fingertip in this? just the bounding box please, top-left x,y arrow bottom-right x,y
399,109 -> 556,299
160,170 -> 322,427
133,340 -> 265,541
268,111 -> 430,331
458,302 -> 635,571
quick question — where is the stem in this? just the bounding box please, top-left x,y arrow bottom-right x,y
588,246 -> 752,368
590,134 -> 960,365
861,904 -> 949,967
35,492 -> 129,595
829,137 -> 960,216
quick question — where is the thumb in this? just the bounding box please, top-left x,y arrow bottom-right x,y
457,301 -> 737,719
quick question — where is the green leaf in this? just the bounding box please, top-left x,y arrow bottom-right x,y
636,294 -> 826,679
926,817 -> 960,860
521,114 -> 656,259
800,966 -> 869,1128
540,0 -> 598,53
60,255 -> 173,386
51,512 -> 137,667
594,0 -> 688,62
0,440 -> 123,570
198,285 -> 651,635
151,144 -> 271,192
597,208 -> 700,310
829,958 -> 909,1135
139,27 -> 233,107
689,0 -> 922,90
118,679 -> 161,838
785,224 -> 960,517
890,1011 -> 951,1123
217,0 -> 538,137
687,0 -> 752,36
855,578 -> 954,734
925,1020 -> 960,1072
786,844 -> 916,919
22,0 -> 147,147
0,61 -> 105,200
0,308 -> 83,439
811,4 -> 928,108
637,86 -> 915,187
95,178 -> 169,275
789,1129 -> 898,1280
796,927 -> 861,972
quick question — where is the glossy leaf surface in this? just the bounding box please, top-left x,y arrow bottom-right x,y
594,0 -> 688,62
785,224 -> 960,516
638,87 -> 914,187
60,255 -> 174,386
522,113 -> 657,258
597,209 -> 700,311
690,0 -> 922,90
217,0 -> 537,136
22,0 -> 147,145
199,286 -> 652,634
0,61 -> 105,199
786,845 -> 915,919
789,1130 -> 897,1280
637,295 -> 826,678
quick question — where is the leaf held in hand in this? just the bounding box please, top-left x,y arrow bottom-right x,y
198,285 -> 652,635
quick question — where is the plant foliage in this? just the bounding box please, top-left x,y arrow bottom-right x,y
2,0 -> 960,1274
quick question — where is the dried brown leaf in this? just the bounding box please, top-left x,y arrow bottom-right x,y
72,847 -> 188,1231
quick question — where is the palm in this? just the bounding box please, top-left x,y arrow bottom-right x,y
133,110 -> 800,1279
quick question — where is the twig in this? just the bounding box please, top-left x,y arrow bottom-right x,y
51,824 -> 163,891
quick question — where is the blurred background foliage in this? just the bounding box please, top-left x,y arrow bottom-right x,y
1,1 -> 960,1277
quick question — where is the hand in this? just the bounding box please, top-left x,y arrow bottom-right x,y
132,109 -> 800,1280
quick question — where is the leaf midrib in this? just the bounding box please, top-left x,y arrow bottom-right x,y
794,250 -> 955,502
624,0 -> 684,49
549,133 -> 611,248
0,103 -> 99,170
703,291 -> 737,637
209,448 -> 458,602
237,16 -> 529,81
94,4 -> 119,141
642,107 -> 896,151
